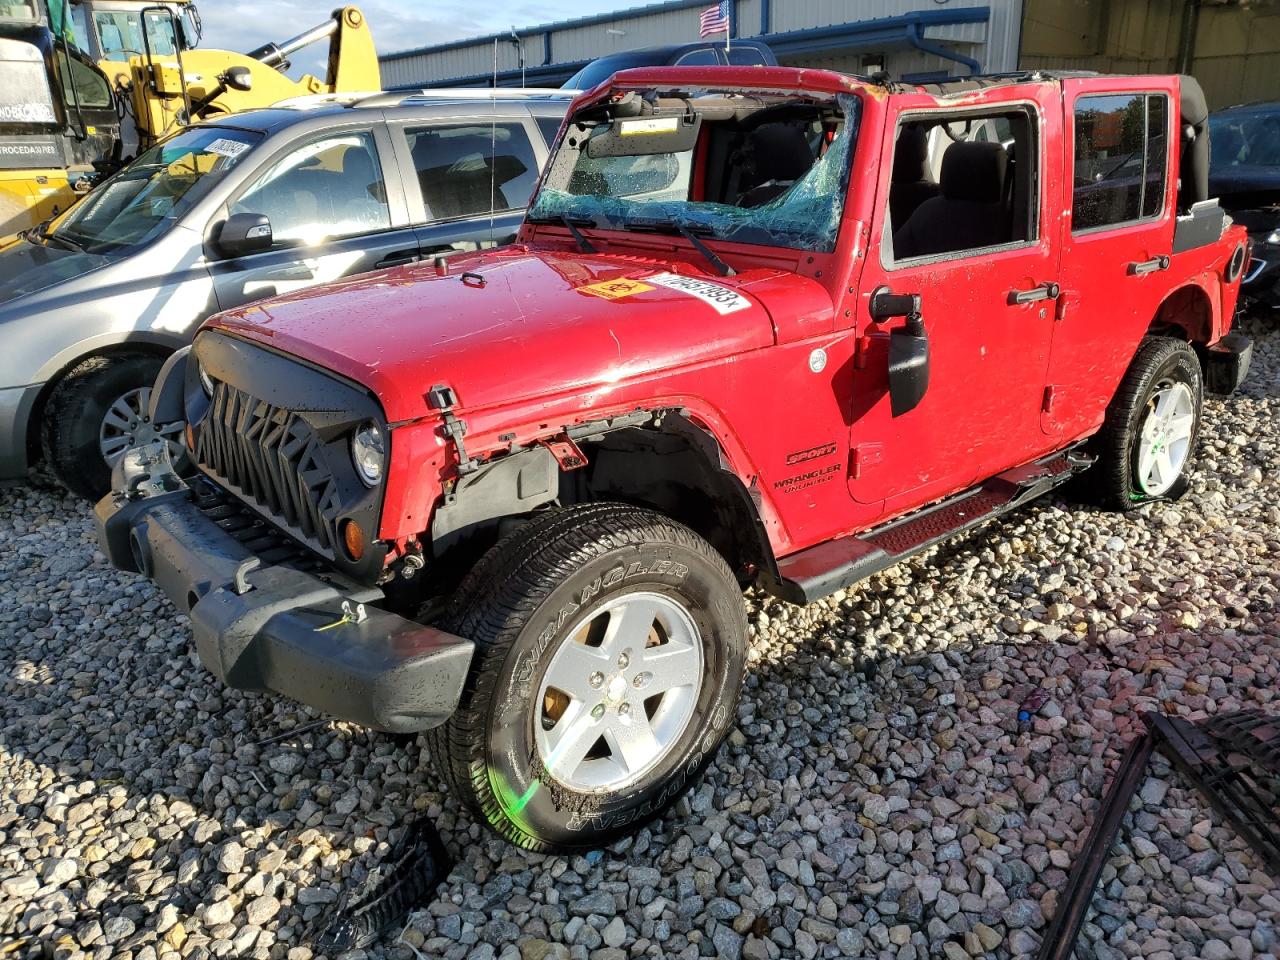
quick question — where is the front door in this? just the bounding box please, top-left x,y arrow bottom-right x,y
208,125 -> 421,312
1043,78 -> 1177,440
849,86 -> 1064,516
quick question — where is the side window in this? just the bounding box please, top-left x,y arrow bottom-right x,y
57,55 -> 112,109
675,48 -> 718,66
535,115 -> 563,149
404,122 -> 539,221
93,11 -> 143,57
1072,93 -> 1168,232
727,47 -> 766,66
887,108 -> 1038,262
230,132 -> 390,245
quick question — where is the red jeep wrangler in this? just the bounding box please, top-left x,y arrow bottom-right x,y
97,67 -> 1252,851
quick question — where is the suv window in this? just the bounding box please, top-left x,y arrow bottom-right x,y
405,122 -> 538,221
675,48 -> 719,66
727,47 -> 766,66
1072,93 -> 1168,232
231,131 -> 390,246
535,116 -> 562,149
887,108 -> 1039,262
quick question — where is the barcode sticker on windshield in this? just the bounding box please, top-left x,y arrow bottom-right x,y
644,272 -> 751,315
620,117 -> 680,136
205,138 -> 249,158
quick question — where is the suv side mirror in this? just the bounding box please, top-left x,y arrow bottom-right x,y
224,66 -> 252,92
217,212 -> 272,257
888,315 -> 930,417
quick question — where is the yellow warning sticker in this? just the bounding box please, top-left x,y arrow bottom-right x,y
576,278 -> 655,300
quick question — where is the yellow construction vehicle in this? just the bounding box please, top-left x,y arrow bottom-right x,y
0,0 -> 379,236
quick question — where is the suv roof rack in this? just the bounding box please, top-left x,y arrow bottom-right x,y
270,88 -> 579,112
359,87 -> 579,109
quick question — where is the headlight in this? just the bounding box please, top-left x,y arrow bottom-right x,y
351,422 -> 385,486
197,358 -> 214,396
1265,228 -> 1280,246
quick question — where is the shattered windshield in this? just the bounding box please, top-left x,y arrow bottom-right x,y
529,91 -> 858,252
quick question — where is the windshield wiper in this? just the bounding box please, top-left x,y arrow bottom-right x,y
42,230 -> 85,253
622,216 -> 735,277
528,212 -> 596,254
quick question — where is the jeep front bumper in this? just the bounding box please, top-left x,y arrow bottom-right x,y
94,447 -> 473,734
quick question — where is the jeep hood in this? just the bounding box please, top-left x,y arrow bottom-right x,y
208,246 -> 831,423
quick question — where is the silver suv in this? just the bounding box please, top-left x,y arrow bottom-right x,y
0,89 -> 571,498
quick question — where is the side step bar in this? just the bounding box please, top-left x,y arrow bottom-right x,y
775,451 -> 1090,604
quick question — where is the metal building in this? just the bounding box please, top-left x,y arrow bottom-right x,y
380,0 -> 1279,109
379,0 -> 1025,90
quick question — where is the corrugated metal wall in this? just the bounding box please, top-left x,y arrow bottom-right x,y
1020,0 -> 1279,109
379,0 -> 1026,89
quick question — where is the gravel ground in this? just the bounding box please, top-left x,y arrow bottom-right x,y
1,314 -> 1278,960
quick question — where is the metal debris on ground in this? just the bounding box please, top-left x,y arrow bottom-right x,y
312,816 -> 453,953
1037,709 -> 1280,960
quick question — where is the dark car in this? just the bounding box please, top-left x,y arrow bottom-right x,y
1209,100 -> 1280,308
563,39 -> 775,91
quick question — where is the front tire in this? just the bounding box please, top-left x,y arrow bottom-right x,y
40,353 -> 183,500
428,503 -> 747,851
1081,336 -> 1203,511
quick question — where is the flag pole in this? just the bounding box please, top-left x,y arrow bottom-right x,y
725,2 -> 731,53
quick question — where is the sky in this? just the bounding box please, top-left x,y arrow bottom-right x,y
198,0 -> 633,78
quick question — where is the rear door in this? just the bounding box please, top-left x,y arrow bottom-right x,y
1043,78 -> 1177,440
390,113 -> 548,256
207,123 -> 421,311
848,85 -> 1065,516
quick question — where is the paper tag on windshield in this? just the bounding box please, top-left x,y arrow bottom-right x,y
644,272 -> 751,315
620,117 -> 679,137
205,138 -> 249,158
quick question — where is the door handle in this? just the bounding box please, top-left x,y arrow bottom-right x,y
1127,255 -> 1170,275
376,251 -> 420,269
1007,282 -> 1060,305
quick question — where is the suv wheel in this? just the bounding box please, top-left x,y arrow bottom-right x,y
1082,336 -> 1203,511
41,353 -> 185,501
428,502 -> 747,851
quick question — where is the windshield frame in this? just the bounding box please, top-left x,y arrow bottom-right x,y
48,123 -> 262,255
528,90 -> 860,254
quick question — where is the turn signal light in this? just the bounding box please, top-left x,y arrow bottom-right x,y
185,423 -> 195,450
342,519 -> 366,561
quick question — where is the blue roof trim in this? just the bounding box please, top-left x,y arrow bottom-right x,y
381,0 -> 712,62
387,6 -> 993,88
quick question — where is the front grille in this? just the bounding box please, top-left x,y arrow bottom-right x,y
195,381 -> 343,557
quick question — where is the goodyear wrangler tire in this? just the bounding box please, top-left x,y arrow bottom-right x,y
1081,336 -> 1203,512
427,502 -> 747,851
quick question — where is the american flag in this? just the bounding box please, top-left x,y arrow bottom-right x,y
699,1 -> 731,37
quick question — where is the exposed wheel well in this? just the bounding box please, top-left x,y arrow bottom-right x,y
27,342 -> 174,466
568,419 -> 776,586
1148,284 -> 1214,344
422,414 -> 778,599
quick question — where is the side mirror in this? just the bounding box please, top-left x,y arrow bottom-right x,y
217,212 -> 272,257
224,66 -> 252,92
888,315 -> 930,417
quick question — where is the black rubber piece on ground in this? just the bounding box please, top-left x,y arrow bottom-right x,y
312,816 -> 452,952
426,502 -> 747,852
40,352 -> 166,501
1076,336 -> 1203,512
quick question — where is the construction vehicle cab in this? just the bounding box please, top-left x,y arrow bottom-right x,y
0,0 -> 120,235
0,2 -> 379,238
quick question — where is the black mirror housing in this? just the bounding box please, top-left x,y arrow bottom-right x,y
225,66 -> 252,92
217,212 -> 272,257
888,315 -> 930,417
